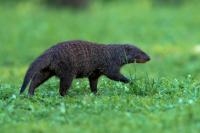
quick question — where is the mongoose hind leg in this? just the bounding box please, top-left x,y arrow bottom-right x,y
59,75 -> 74,96
54,63 -> 74,96
28,71 -> 53,96
89,74 -> 101,94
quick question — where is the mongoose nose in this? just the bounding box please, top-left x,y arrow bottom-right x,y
146,56 -> 150,61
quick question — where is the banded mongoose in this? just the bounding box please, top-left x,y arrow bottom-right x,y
20,40 -> 150,96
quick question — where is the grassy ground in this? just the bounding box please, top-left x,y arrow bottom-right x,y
0,1 -> 200,133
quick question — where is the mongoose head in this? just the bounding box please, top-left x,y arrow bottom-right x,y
124,45 -> 150,63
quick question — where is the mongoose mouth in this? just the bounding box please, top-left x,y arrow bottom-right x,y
135,57 -> 150,63
136,60 -> 148,63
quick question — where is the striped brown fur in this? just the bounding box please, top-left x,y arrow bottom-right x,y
20,40 -> 150,96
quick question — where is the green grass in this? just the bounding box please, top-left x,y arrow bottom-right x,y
0,1 -> 200,133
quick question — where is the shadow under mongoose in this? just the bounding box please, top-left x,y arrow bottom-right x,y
20,40 -> 150,96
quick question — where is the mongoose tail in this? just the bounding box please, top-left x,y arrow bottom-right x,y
20,67 -> 32,94
20,55 -> 50,94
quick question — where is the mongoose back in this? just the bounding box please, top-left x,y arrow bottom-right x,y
20,40 -> 150,96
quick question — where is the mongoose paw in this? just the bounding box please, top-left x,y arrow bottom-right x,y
93,91 -> 98,95
28,93 -> 34,97
129,80 -> 134,85
60,92 -> 67,97
123,78 -> 130,83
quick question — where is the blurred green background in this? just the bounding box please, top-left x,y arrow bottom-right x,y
0,0 -> 200,133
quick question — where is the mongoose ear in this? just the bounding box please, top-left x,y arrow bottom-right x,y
123,46 -> 132,61
124,45 -> 132,53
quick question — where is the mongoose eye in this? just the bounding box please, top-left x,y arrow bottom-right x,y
135,55 -> 141,59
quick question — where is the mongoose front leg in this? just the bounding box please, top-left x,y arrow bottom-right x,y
106,72 -> 130,83
29,71 -> 52,96
59,76 -> 73,96
110,73 -> 129,83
